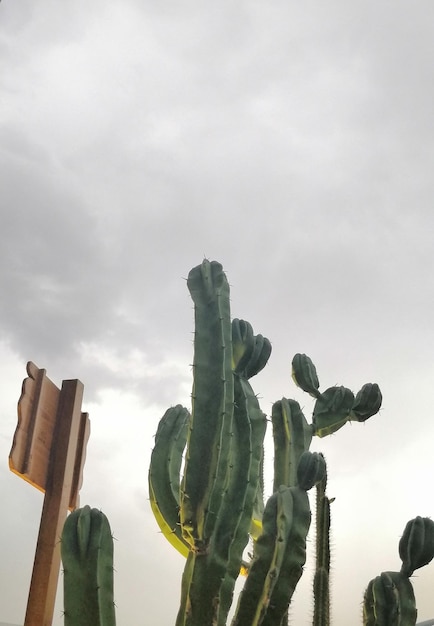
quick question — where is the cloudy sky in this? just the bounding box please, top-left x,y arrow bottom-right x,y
1,1 -> 434,624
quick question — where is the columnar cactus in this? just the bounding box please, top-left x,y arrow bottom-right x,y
148,260 -> 384,626
313,458 -> 331,626
61,505 -> 116,626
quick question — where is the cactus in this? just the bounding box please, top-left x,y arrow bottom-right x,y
61,505 -> 116,626
363,571 -> 417,626
57,260 -> 434,625
313,458 -> 331,626
147,260 -> 386,626
363,517 -> 434,626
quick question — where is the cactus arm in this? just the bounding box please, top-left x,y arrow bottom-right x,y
232,318 -> 255,374
261,486 -> 312,626
61,506 -> 116,626
232,478 -> 315,626
175,381 -> 251,626
232,320 -> 270,540
176,328 -> 269,626
231,486 -> 290,626
363,571 -> 417,626
292,353 -> 321,398
313,463 -> 331,626
350,383 -> 383,422
399,516 -> 434,577
217,374 -> 267,625
149,482 -> 189,557
272,398 -> 312,490
181,260 -> 234,549
148,405 -> 190,557
232,452 -> 323,626
260,454 -> 324,626
292,355 -> 382,437
363,517 -> 434,626
312,386 -> 355,437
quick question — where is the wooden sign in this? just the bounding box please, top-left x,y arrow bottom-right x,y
9,362 -> 90,626
9,361 -> 89,510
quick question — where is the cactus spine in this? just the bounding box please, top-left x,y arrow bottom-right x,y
148,260 -> 387,625
61,505 -> 116,626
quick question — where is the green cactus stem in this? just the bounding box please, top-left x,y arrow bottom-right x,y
291,355 -> 382,438
350,383 -> 383,423
312,386 -> 355,437
61,505 -> 116,626
176,322 -> 270,626
271,398 -> 312,491
313,458 -> 331,626
232,453 -> 325,626
217,336 -> 269,625
180,260 -> 234,551
291,353 -> 321,399
231,485 -> 300,626
296,451 -> 326,491
363,571 -> 417,626
148,405 -> 190,557
399,516 -> 434,577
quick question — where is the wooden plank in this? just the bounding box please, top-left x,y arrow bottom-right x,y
69,410 -> 90,509
9,362 -> 60,493
9,362 -> 89,510
24,379 -> 84,626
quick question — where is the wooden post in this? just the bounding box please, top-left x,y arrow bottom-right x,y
9,364 -> 90,626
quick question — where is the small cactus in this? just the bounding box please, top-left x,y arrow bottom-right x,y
363,517 -> 434,626
61,505 -> 116,626
363,571 -> 417,626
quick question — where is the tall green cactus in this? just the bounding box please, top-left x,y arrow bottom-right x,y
148,259 -> 385,626
61,505 -> 116,626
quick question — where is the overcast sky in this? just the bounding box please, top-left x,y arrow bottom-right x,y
1,1 -> 434,624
